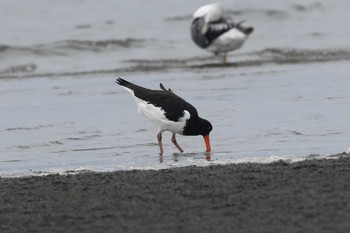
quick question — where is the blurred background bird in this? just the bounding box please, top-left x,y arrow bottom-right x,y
191,3 -> 254,63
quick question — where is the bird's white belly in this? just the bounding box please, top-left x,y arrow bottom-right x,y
207,28 -> 247,53
134,97 -> 189,134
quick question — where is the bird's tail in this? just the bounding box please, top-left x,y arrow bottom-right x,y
115,77 -> 149,96
115,77 -> 130,87
236,21 -> 254,35
241,26 -> 254,35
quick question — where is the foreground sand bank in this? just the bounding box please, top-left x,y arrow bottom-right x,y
1,154 -> 350,233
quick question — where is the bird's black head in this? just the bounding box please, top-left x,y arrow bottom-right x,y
199,118 -> 213,136
183,117 -> 213,136
183,117 -> 212,152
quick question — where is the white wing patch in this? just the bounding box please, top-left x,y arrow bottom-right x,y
209,23 -> 230,32
130,94 -> 191,135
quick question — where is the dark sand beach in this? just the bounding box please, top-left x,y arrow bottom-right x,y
1,154 -> 350,233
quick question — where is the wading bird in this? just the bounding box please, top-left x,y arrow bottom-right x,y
116,78 -> 212,154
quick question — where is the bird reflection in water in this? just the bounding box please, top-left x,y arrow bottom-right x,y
158,151 -> 211,163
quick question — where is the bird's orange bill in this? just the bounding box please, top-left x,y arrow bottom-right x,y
203,134 -> 211,152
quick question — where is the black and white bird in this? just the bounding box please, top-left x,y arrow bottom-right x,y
191,3 -> 254,63
116,78 -> 212,154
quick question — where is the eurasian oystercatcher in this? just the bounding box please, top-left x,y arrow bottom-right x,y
116,78 -> 212,154
191,3 -> 254,63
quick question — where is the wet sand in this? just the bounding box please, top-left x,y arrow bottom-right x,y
1,153 -> 350,233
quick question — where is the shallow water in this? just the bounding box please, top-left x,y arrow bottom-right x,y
1,0 -> 349,176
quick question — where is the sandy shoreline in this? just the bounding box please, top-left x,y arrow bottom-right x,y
1,154 -> 350,233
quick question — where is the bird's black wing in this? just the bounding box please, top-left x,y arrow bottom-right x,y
116,78 -> 198,122
146,84 -> 199,122
145,90 -> 199,122
204,17 -> 236,44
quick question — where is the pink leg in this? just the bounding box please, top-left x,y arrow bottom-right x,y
157,132 -> 164,154
171,133 -> 184,153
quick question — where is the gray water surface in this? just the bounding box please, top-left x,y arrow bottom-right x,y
1,0 -> 349,176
